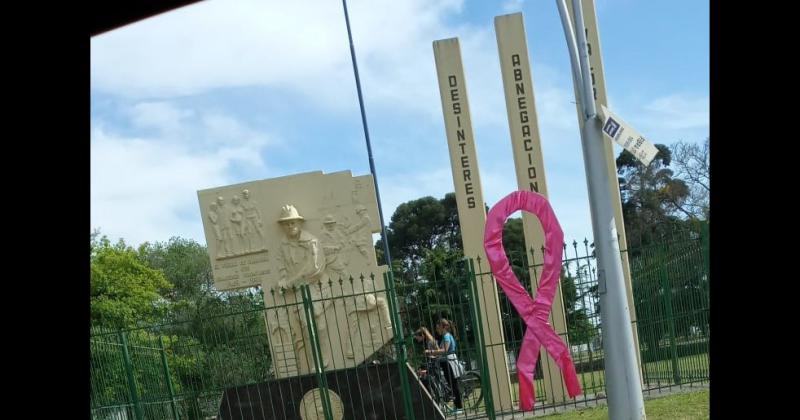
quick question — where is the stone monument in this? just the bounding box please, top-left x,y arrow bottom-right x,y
198,170 -> 394,378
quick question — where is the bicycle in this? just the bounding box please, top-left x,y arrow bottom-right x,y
418,356 -> 483,415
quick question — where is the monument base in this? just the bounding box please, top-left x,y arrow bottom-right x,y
218,361 -> 444,419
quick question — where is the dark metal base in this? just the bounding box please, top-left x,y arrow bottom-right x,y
218,361 -> 445,419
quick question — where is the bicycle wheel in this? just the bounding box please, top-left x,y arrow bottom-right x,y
429,376 -> 444,405
459,371 -> 483,410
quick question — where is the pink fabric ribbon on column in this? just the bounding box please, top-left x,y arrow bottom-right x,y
483,190 -> 582,411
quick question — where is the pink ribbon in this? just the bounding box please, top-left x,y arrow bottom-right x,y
483,190 -> 582,411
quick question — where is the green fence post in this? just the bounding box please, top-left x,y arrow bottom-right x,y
701,222 -> 710,301
658,245 -> 681,385
301,285 -> 333,420
119,331 -> 144,420
468,259 -> 495,420
159,336 -> 180,420
384,270 -> 416,420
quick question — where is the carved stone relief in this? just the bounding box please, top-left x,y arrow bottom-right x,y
197,171 -> 393,378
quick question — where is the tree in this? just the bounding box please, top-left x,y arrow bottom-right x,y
671,138 -> 709,221
617,142 -> 710,358
90,232 -> 172,329
617,144 -> 693,249
402,246 -> 472,348
137,237 -> 215,303
378,196 -> 452,266
91,233 -> 270,419
561,270 -> 596,345
136,237 -> 265,348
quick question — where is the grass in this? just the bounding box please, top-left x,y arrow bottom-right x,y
535,353 -> 708,397
464,352 -> 708,415
642,353 -> 709,383
536,389 -> 709,419
448,351 -> 708,417
569,353 -> 709,392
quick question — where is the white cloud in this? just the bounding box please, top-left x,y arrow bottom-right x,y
642,94 -> 709,131
91,128 -> 222,246
532,83 -> 578,132
91,103 -> 277,246
90,0 -> 707,251
91,0 -> 466,115
128,102 -> 194,134
378,167 -> 455,223
502,0 -> 527,13
91,0 -> 349,99
90,0 -> 580,141
610,93 -> 709,146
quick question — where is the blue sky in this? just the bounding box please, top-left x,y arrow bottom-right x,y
90,0 -> 709,248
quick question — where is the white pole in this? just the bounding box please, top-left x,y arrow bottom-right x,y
556,1 -> 646,418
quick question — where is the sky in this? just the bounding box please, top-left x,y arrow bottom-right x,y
90,0 -> 709,249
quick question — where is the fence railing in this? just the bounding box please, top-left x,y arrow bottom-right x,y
91,224 -> 709,419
